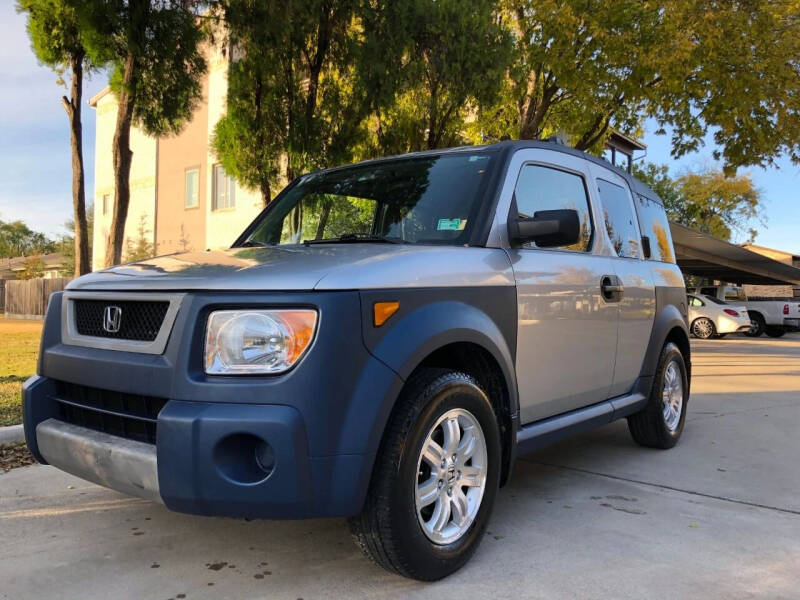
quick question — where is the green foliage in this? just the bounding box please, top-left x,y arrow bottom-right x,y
365,0 -> 512,154
124,214 -> 155,262
633,163 -> 683,218
651,2 -> 800,171
483,0 -> 667,149
0,220 -> 55,258
17,0 -> 87,71
75,0 -> 208,137
212,0 -> 369,204
634,163 -> 762,242
18,257 -> 45,280
475,0 -> 800,170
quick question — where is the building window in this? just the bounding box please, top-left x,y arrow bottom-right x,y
212,164 -> 236,210
185,168 -> 199,208
102,194 -> 110,215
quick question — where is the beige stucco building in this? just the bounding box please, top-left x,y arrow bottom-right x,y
89,42 -> 265,270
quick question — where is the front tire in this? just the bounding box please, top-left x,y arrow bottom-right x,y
628,342 -> 688,449
691,317 -> 716,339
348,369 -> 501,581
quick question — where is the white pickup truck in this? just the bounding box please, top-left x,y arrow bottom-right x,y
696,286 -> 800,337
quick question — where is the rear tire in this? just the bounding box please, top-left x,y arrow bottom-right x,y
691,317 -> 715,339
745,313 -> 765,337
765,327 -> 786,338
348,369 -> 501,581
628,342 -> 688,449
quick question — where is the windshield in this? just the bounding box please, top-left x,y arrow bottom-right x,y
704,295 -> 728,305
239,152 -> 497,247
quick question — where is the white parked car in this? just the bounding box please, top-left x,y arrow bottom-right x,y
687,294 -> 751,339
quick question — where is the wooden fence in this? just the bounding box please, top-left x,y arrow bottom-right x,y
3,277 -> 73,319
0,279 -> 5,314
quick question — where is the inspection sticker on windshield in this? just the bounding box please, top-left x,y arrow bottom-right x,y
437,218 -> 465,231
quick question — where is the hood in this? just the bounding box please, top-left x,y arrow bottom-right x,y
67,245 -> 514,292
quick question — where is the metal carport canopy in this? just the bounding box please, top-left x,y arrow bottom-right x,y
670,222 -> 800,285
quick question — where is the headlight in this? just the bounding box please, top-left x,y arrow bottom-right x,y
205,309 -> 318,375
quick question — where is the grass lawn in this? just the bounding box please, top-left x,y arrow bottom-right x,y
0,316 -> 42,427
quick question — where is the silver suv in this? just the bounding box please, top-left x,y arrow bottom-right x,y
24,140 -> 690,581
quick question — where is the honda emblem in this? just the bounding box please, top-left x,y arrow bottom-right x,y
103,305 -> 123,333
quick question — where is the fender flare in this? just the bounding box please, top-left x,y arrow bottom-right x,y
640,304 -> 691,382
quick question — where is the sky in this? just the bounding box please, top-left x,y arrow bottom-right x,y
1,3 -> 798,254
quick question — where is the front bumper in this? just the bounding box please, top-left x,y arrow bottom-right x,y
23,290 -> 405,519
23,374 -> 384,518
784,318 -> 800,331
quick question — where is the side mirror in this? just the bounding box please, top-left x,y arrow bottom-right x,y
508,208 -> 581,248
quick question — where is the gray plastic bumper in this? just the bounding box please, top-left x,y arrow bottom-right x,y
36,418 -> 161,503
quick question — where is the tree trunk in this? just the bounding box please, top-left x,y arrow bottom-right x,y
105,52 -> 137,267
259,178 -> 271,207
62,53 -> 90,276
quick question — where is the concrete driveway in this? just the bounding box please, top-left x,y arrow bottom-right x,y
2,336 -> 799,599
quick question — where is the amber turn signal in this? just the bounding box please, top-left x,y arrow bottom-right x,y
373,301 -> 400,327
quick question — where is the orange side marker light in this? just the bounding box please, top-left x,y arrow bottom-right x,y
373,301 -> 400,327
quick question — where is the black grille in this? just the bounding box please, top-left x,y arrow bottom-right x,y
74,299 -> 169,342
53,381 -> 168,444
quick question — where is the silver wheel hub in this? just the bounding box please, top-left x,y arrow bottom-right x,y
693,319 -> 712,338
662,360 -> 684,432
415,408 -> 487,545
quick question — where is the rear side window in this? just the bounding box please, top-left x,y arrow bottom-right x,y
688,295 -> 704,307
514,164 -> 593,251
635,193 -> 675,263
597,179 -> 640,259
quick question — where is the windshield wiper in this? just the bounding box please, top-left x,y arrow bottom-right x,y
238,239 -> 270,248
303,233 -> 405,245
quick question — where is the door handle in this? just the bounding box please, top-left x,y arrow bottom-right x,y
601,275 -> 624,301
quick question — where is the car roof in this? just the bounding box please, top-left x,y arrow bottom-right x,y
309,139 -> 664,207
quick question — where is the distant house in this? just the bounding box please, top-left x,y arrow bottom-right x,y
0,253 -> 66,280
603,131 -> 646,174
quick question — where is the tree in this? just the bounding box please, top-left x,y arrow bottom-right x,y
17,0 -> 97,276
124,214 -> 155,262
57,202 -> 94,276
634,163 -> 761,242
76,0 -> 207,266
19,257 -> 46,280
484,1 -> 800,169
212,0 -> 370,205
0,220 -> 55,258
365,0 -> 512,155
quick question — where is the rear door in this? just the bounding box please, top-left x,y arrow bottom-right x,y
589,165 -> 656,397
505,150 -> 619,424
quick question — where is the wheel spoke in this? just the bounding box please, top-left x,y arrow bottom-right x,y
422,439 -> 445,469
442,417 -> 461,455
450,488 -> 470,527
460,465 -> 483,487
430,496 -> 451,533
456,425 -> 477,459
417,475 -> 439,507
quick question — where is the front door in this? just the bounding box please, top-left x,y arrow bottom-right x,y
507,152 -> 619,424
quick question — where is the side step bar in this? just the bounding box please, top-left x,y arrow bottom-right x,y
515,391 -> 647,456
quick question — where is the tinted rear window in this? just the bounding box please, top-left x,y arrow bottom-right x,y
635,194 -> 675,263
